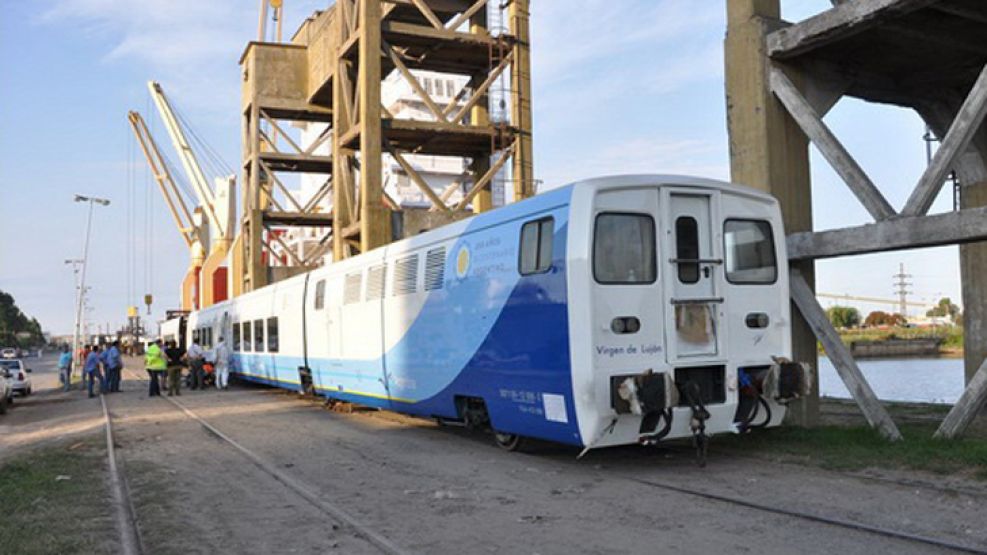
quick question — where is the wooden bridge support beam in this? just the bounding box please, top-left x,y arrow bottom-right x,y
725,0 -> 819,427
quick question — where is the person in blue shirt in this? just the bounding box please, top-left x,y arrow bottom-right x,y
101,341 -> 123,393
57,346 -> 73,391
83,345 -> 104,399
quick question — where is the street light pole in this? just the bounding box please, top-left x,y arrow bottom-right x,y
71,194 -> 110,373
64,258 -> 83,386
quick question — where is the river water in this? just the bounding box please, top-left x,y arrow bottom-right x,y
818,357 -> 964,404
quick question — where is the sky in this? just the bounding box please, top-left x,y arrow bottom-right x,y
0,0 -> 965,335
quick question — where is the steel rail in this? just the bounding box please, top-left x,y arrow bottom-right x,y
163,395 -> 412,555
621,474 -> 987,554
288,392 -> 987,554
99,393 -> 145,555
122,368 -> 410,555
121,366 -> 984,554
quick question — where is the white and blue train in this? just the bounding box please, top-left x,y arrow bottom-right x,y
168,175 -> 810,453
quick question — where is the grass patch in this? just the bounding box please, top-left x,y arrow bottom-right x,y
0,436 -> 116,554
717,423 -> 987,480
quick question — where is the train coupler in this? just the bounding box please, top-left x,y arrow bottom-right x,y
680,380 -> 710,467
612,370 -> 678,444
764,358 -> 814,404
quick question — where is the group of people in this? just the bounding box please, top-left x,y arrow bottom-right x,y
55,342 -> 123,397
143,336 -> 230,398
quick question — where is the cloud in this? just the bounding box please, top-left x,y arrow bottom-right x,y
39,0 -> 327,117
532,0 -> 722,86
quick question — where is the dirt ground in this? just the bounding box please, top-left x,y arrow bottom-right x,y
2,355 -> 985,554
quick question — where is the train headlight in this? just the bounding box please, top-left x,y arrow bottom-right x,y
611,317 -> 641,334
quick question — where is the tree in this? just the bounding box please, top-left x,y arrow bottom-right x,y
864,310 -> 906,327
926,297 -> 961,323
826,305 -> 861,329
0,290 -> 44,347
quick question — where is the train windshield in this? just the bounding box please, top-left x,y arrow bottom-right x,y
593,213 -> 656,284
723,219 -> 777,284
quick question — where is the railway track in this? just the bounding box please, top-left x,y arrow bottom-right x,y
105,372 -> 985,555
619,474 -> 987,555
329,393 -> 987,554
104,370 -> 411,555
98,393 -> 144,555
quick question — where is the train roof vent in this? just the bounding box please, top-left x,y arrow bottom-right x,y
343,272 -> 362,305
425,248 -> 445,291
393,254 -> 419,296
366,264 -> 386,300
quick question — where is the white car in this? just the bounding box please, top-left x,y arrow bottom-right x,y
0,366 -> 13,413
0,348 -> 16,359
0,359 -> 32,396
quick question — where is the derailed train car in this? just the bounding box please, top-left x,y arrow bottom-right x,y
175,175 -> 810,456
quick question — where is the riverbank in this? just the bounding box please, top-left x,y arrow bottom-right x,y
830,325 -> 963,357
718,398 -> 987,481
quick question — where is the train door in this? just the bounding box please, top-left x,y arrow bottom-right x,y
330,274 -> 346,360
662,190 -> 722,360
303,275 -> 328,391
590,187 -> 664,383
220,312 -> 231,350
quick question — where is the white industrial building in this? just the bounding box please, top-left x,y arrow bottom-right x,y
278,69 -> 507,264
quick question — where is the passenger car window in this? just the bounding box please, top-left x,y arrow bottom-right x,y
594,213 -> 656,284
675,216 -> 700,284
232,322 -> 240,352
393,255 -> 419,295
267,317 -> 279,353
314,279 -> 326,310
724,219 -> 777,284
253,320 -> 264,352
519,217 -> 554,275
242,322 -> 251,352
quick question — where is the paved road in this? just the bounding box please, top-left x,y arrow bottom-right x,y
0,354 -> 107,456
3,355 -> 985,554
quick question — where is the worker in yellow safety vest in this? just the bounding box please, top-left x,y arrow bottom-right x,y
145,340 -> 167,397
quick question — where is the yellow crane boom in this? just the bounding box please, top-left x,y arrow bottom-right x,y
127,111 -> 202,250
127,110 -> 208,311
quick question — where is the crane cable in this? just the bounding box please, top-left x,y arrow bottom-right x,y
172,101 -> 234,178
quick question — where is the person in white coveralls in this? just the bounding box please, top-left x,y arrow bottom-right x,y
212,337 -> 231,390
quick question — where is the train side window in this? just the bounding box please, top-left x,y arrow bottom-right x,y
593,213 -> 656,284
724,219 -> 777,284
267,317 -> 279,353
344,272 -> 363,305
242,322 -> 252,352
192,329 -> 199,345
675,216 -> 700,284
253,320 -> 264,352
424,248 -> 445,290
232,323 -> 240,352
366,264 -> 387,300
314,279 -> 326,310
393,255 -> 419,295
519,217 -> 554,275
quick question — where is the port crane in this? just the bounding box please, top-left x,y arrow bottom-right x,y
127,82 -> 236,310
127,109 -> 206,311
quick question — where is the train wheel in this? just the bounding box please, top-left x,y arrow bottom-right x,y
493,431 -> 523,452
